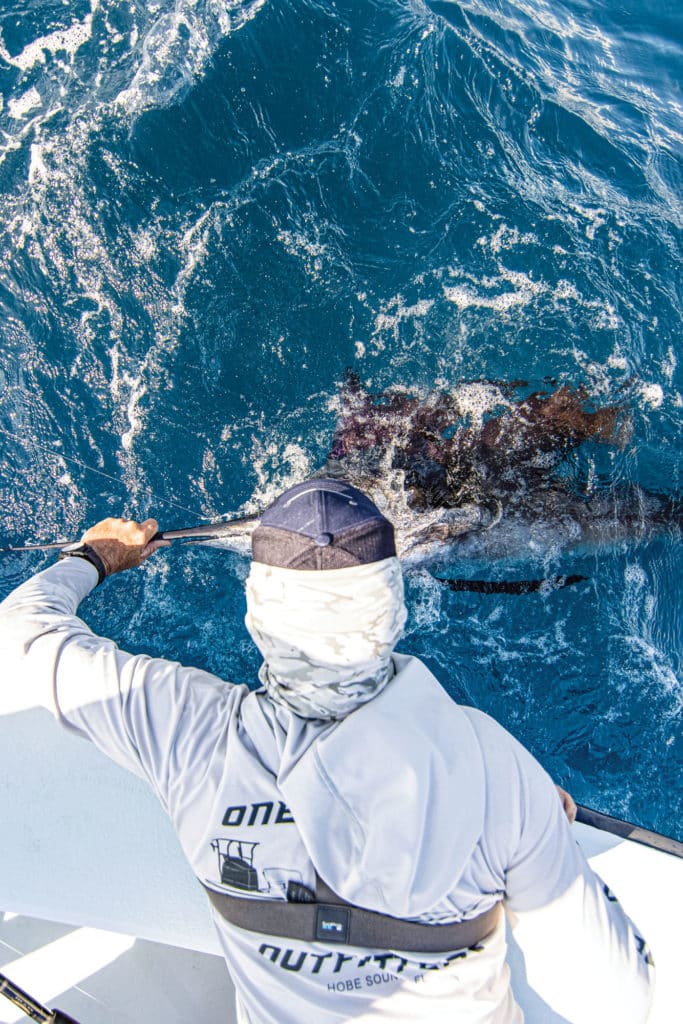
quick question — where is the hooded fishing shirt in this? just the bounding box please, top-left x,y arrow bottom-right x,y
0,560 -> 654,1024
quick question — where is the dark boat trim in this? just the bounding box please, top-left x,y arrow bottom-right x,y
576,805 -> 683,859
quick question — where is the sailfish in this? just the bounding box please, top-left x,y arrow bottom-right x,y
174,374 -> 680,592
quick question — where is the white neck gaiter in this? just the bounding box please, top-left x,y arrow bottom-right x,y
244,557 -> 407,720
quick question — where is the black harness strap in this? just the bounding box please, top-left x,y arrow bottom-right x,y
203,875 -> 501,954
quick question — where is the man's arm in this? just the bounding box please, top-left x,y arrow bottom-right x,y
0,518 -> 245,809
555,784 -> 577,823
461,707 -> 652,1023
504,740 -> 654,1024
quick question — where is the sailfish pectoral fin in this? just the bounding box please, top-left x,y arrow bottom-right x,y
435,574 -> 588,595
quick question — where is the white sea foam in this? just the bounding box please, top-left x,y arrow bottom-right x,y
444,266 -> 545,312
8,88 -> 42,120
368,295 -> 434,354
553,279 -> 581,302
661,347 -> 676,384
172,208 -> 214,318
391,66 -> 406,88
404,569 -> 444,635
277,227 -> 327,280
0,1 -> 99,72
243,439 -> 313,513
619,563 -> 681,709
374,297 -> 434,335
194,446 -> 226,517
590,302 -> 621,331
28,142 -> 50,184
452,382 -> 508,427
568,350 -> 628,396
0,108 -> 58,174
116,0 -> 267,116
638,383 -> 664,409
480,223 -> 536,254
7,98 -> 215,475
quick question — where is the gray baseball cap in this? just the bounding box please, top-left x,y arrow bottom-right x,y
251,479 -> 396,570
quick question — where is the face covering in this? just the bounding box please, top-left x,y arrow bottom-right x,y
244,556 -> 407,720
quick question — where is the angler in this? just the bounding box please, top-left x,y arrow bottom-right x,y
0,479 -> 654,1023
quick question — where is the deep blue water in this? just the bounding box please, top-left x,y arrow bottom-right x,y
0,0 -> 680,838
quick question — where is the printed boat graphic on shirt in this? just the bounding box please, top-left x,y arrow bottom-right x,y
209,838 -> 304,898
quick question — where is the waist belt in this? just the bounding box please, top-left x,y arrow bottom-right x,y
203,874 -> 501,953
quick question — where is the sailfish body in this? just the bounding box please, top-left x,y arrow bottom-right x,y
199,379 -> 680,566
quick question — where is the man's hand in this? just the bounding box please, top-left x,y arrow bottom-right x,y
556,785 -> 577,825
81,518 -> 170,577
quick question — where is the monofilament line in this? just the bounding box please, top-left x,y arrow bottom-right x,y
0,425 -> 210,520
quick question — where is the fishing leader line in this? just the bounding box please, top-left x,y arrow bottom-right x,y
0,425 -> 210,520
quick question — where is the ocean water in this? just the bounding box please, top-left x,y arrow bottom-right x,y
0,0 -> 680,838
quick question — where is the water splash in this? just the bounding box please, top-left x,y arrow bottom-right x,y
116,0 -> 268,116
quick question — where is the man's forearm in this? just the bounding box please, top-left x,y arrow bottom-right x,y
2,557 -> 98,619
0,559 -> 100,715
0,515 -> 169,716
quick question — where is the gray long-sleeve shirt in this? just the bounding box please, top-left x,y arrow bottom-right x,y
0,559 -> 654,1023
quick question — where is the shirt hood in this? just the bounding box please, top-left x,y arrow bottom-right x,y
270,654 -> 485,918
